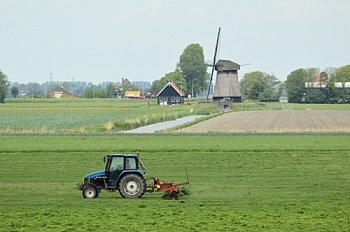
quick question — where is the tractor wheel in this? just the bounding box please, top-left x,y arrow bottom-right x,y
118,174 -> 146,198
82,185 -> 99,199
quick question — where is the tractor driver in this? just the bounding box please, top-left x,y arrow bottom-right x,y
125,158 -> 131,169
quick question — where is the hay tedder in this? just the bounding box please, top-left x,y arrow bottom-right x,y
77,152 -> 189,199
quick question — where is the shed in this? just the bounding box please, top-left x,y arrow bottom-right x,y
156,82 -> 185,105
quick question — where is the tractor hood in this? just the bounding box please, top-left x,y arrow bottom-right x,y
85,170 -> 106,179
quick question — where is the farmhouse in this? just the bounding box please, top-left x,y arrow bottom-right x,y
157,82 -> 185,105
49,86 -> 74,99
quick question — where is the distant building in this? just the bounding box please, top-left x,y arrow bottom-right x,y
156,82 -> 185,105
213,59 -> 242,102
49,86 -> 74,99
305,82 -> 350,89
125,90 -> 141,99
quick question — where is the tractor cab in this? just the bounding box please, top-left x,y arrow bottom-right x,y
104,154 -> 146,184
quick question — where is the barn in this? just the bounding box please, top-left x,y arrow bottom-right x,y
156,82 -> 185,105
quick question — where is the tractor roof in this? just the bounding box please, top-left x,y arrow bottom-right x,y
108,154 -> 139,158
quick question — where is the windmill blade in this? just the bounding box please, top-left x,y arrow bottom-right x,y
207,27 -> 221,100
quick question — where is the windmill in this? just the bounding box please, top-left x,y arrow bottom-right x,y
206,27 -> 242,103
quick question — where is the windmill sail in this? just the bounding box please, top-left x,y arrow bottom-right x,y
206,27 -> 221,100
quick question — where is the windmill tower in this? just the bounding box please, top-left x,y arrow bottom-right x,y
207,27 -> 242,103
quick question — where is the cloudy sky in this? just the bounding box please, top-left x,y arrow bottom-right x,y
1,0 -> 349,84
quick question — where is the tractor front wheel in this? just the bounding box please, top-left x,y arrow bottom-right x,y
118,174 -> 146,198
82,185 -> 99,199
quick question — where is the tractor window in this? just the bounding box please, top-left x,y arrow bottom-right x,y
107,157 -> 124,182
110,157 -> 124,171
125,158 -> 137,169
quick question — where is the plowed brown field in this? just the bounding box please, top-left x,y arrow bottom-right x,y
178,110 -> 350,133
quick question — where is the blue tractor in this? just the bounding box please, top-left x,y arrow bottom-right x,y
78,153 -> 147,199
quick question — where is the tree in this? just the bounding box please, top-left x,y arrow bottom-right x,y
285,69 -> 308,103
331,64 -> 350,103
151,70 -> 187,96
106,82 -> 116,98
319,71 -> 329,82
11,86 -> 19,98
240,71 -> 281,101
151,80 -> 163,96
26,82 -> 42,97
0,70 -> 9,103
178,44 -> 207,97
162,70 -> 186,92
331,64 -> 350,83
324,66 -> 336,79
305,68 -> 320,82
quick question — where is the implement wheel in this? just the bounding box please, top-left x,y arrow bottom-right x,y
118,174 -> 146,198
82,185 -> 99,199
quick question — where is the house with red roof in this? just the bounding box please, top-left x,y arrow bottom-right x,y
156,82 -> 185,105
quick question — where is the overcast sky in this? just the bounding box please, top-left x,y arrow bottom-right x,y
1,0 -> 349,84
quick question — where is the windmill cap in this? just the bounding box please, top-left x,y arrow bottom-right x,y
215,59 -> 240,71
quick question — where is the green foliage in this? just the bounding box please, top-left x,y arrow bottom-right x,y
83,86 -> 107,98
11,86 -> 19,98
106,82 -> 116,98
0,70 -> 9,103
0,135 -> 349,231
305,67 -> 320,82
331,64 -> 350,82
285,68 -> 308,103
152,70 -> 186,95
178,44 -> 207,96
293,65 -> 350,104
241,71 -> 281,102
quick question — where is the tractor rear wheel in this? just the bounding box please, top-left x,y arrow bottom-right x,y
118,174 -> 146,198
82,185 -> 99,199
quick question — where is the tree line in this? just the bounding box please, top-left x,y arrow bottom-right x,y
1,43 -> 350,103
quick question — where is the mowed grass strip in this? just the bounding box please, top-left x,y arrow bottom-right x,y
0,135 -> 349,231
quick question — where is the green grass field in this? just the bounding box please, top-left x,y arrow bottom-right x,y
0,98 -> 221,133
1,135 -> 349,231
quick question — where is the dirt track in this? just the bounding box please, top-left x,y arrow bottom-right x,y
177,110 -> 350,133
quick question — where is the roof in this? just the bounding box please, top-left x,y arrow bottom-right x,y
125,91 -> 141,97
50,86 -> 74,95
156,82 -> 185,97
215,59 -> 240,72
108,154 -> 138,158
305,82 -> 350,88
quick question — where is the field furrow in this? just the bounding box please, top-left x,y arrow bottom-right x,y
178,110 -> 350,133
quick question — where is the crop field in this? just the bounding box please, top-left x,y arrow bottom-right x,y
178,110 -> 350,133
0,99 -> 220,133
1,135 -> 350,231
